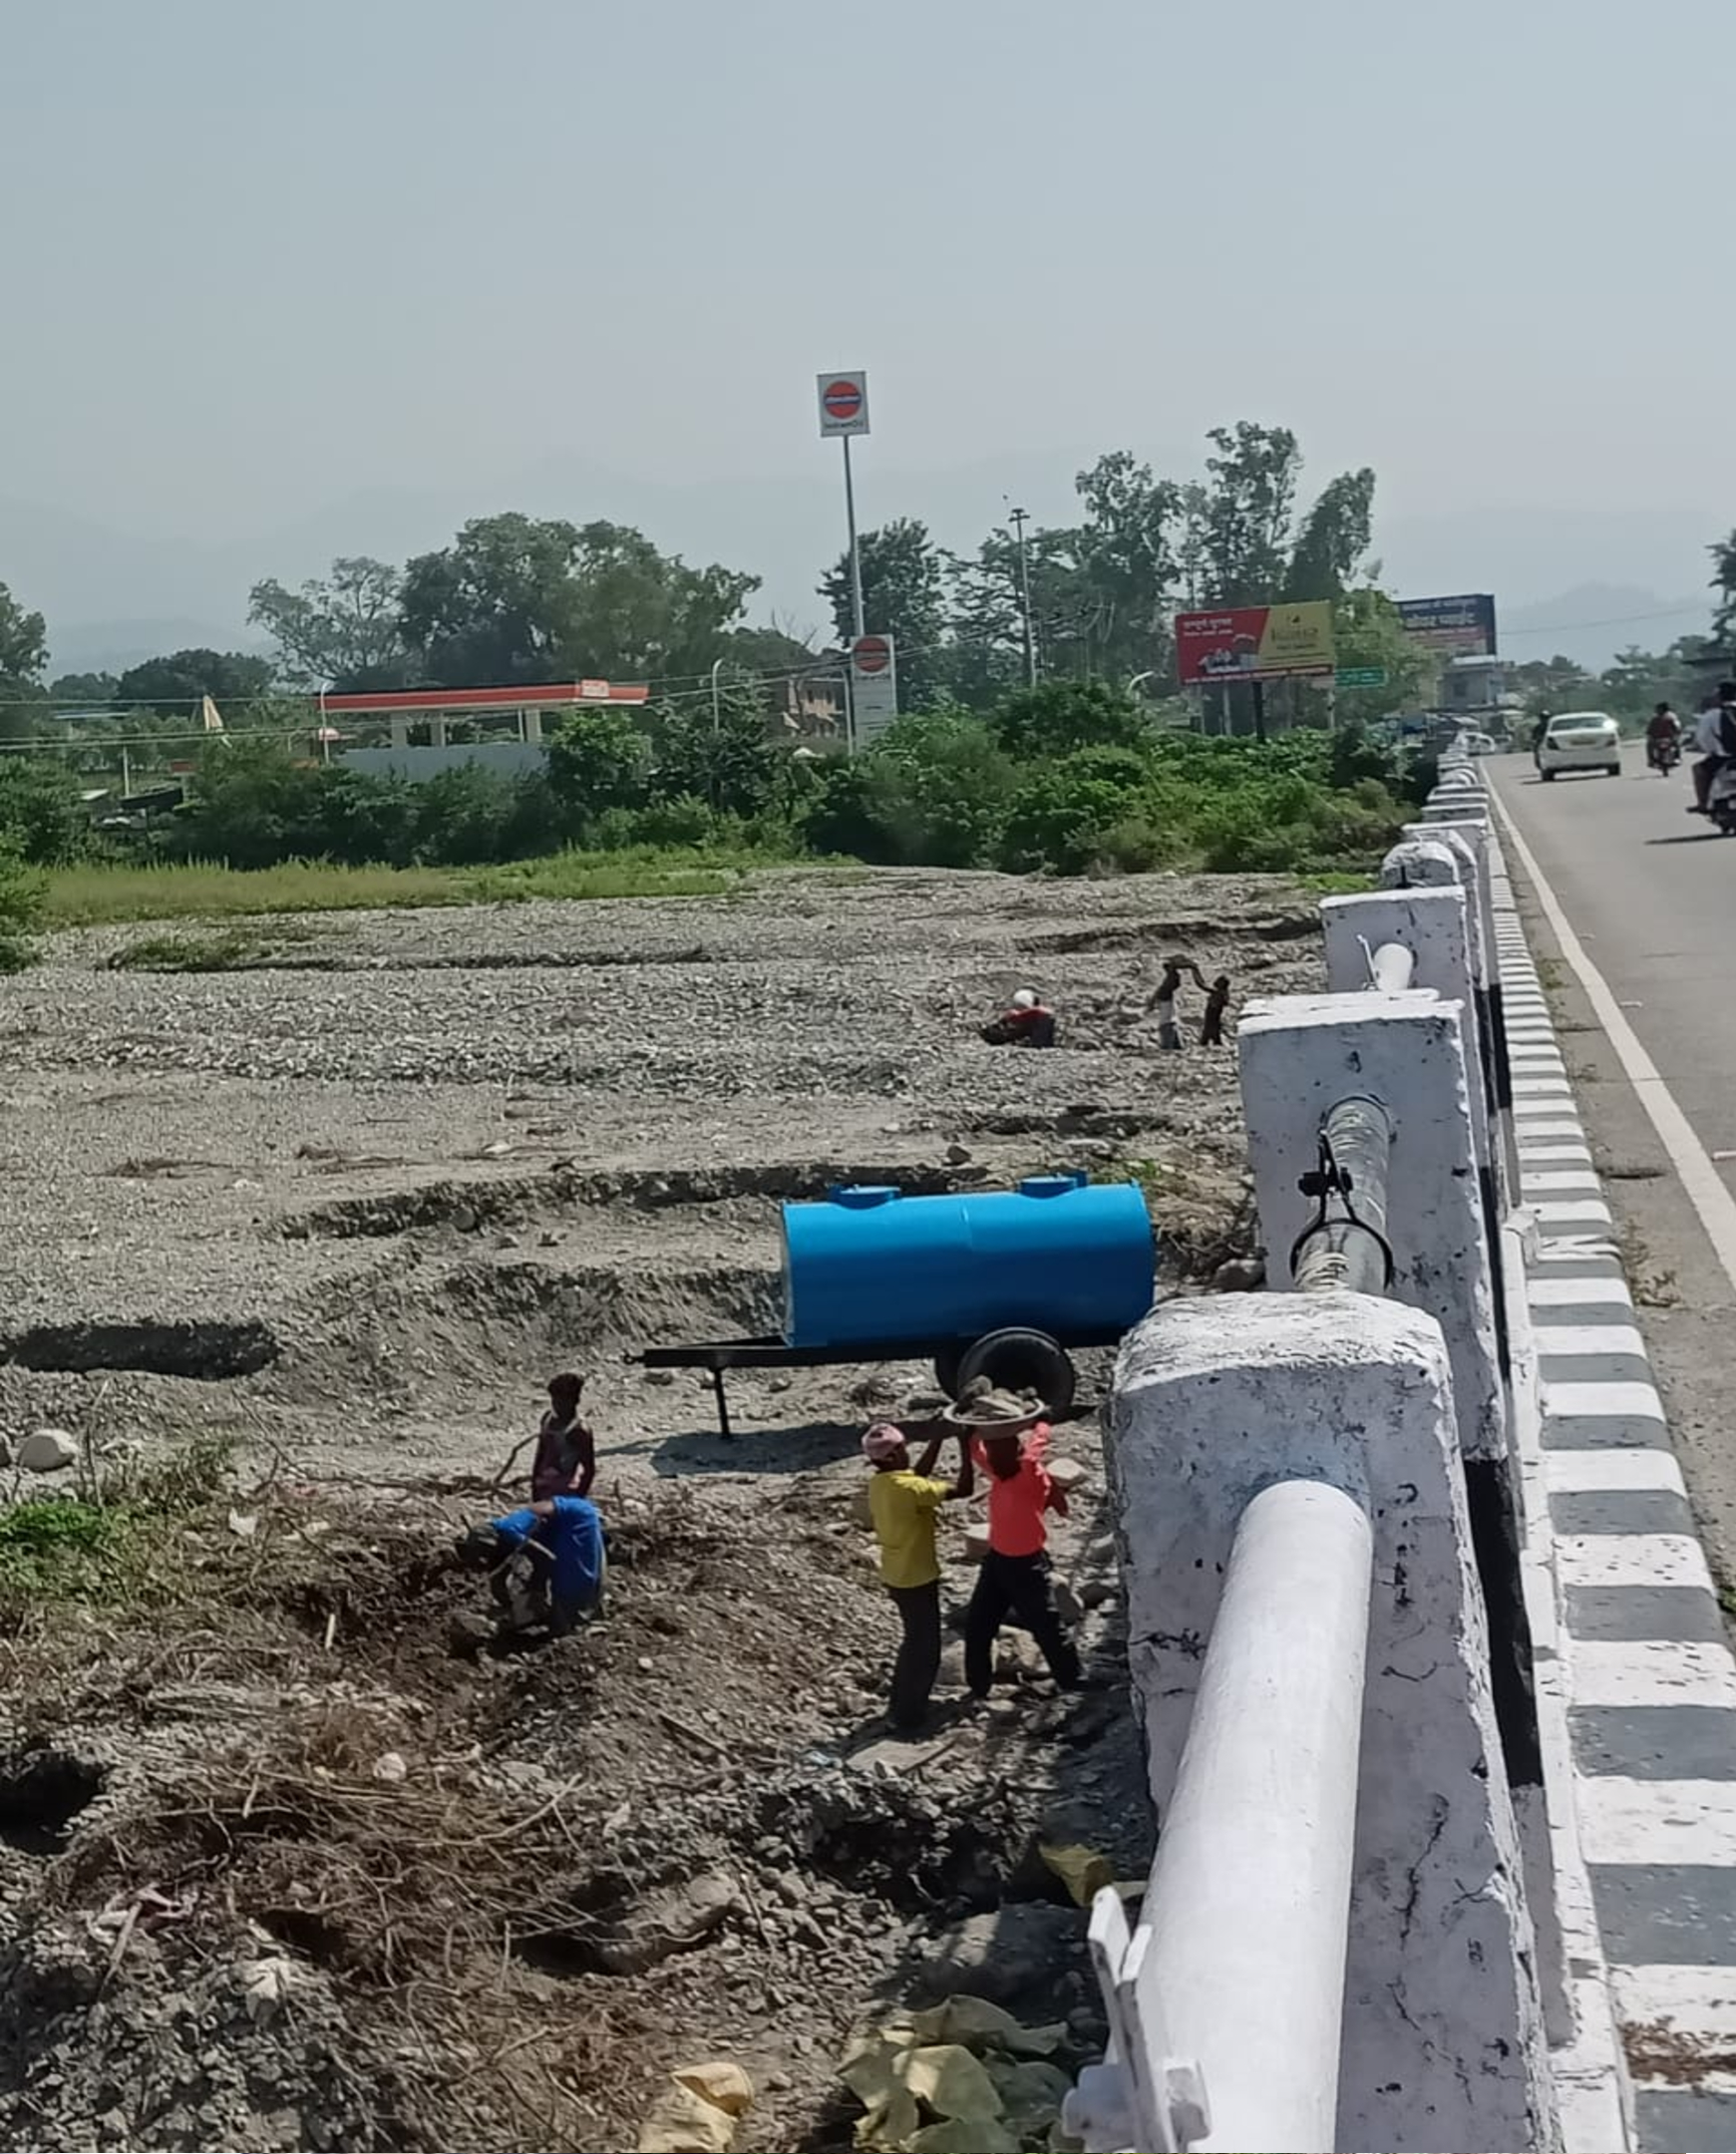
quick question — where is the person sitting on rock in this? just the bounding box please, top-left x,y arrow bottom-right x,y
455,1495 -> 605,1639
531,1370 -> 596,1501
981,987 -> 1056,1048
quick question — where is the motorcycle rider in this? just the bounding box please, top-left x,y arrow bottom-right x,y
1689,686 -> 1736,814
1646,701 -> 1682,772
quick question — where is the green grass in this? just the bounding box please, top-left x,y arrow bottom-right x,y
0,1437 -> 233,1615
109,926 -> 283,972
1294,869 -> 1378,896
45,846 -> 777,927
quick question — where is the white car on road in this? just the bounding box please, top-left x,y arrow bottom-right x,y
1536,711 -> 1621,780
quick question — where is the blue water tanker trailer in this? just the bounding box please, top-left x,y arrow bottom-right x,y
636,1172 -> 1155,1438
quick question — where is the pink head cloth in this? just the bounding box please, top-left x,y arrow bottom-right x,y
861,1423 -> 905,1464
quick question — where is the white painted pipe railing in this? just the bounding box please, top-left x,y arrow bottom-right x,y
1072,1480 -> 1373,2153
1369,939 -> 1415,993
1145,1480 -> 1372,2151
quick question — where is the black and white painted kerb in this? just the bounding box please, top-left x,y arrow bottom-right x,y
1492,845 -> 1736,2154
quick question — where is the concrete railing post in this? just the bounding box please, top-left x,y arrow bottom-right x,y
1319,884 -> 1492,1215
1385,821 -> 1518,1205
1415,788 -> 1518,1196
1238,989 -> 1543,1797
1109,1293 -> 1553,2153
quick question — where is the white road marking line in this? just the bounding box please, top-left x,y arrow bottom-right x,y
1493,793 -> 1736,1299
1579,1778 -> 1736,1866
1571,1641 -> 1736,1711
1545,1448 -> 1685,1496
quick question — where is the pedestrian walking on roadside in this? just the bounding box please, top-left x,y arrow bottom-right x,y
949,1382 -> 1081,1700
862,1421 -> 975,1731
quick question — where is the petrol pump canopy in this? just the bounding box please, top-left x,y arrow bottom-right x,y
318,681 -> 651,718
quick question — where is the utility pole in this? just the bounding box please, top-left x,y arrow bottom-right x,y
843,435 -> 867,648
1008,506 -> 1037,687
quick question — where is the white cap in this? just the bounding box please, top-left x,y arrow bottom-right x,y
1012,988 -> 1037,1009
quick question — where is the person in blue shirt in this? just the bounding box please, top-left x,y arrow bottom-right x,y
456,1495 -> 605,1638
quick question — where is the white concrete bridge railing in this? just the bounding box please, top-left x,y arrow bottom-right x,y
1071,747 -> 1610,2154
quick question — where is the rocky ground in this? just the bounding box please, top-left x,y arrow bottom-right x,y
0,866 -> 1322,2152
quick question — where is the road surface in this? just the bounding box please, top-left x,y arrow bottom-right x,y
1490,742 -> 1736,1168
1489,740 -> 1736,1571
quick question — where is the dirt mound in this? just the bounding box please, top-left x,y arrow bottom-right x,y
0,1464 -> 1142,2152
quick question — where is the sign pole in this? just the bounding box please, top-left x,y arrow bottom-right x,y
843,434 -> 866,646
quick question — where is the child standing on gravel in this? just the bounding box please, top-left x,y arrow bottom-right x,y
863,1422 -> 975,1732
531,1372 -> 596,1502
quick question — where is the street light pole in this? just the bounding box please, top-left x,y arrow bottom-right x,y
1008,506 -> 1037,687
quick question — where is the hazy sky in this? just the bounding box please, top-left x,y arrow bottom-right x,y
4,0 -> 1734,615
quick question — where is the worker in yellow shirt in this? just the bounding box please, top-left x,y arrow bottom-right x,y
862,1420 -> 975,1732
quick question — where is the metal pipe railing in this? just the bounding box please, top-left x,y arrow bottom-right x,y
1137,1479 -> 1373,2152
1291,1096 -> 1395,1297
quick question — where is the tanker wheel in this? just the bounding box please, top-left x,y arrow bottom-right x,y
933,1342 -> 967,1397
953,1327 -> 1076,1419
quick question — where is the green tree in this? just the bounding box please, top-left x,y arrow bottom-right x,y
564,522 -> 760,683
1711,531 -> 1736,648
48,671 -> 119,705
401,514 -> 760,689
247,556 -> 409,690
1073,451 -> 1185,679
1183,422 -> 1303,605
400,514 -> 583,686
821,518 -> 950,709
546,704 -> 652,824
950,527 -> 1104,702
1286,470 -> 1376,601
0,581 -> 50,745
116,648 -> 274,717
1325,588 -> 1434,728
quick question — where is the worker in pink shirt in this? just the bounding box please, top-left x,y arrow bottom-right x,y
949,1382 -> 1081,1699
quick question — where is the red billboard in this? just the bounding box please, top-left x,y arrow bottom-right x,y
1175,601 -> 1335,686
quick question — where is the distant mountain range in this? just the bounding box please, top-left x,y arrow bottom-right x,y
2,469 -> 1722,679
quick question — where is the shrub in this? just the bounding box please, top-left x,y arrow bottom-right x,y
546,706 -> 650,824
999,751 -> 1152,875
802,709 -> 1018,869
0,845 -> 45,969
991,679 -> 1155,761
0,758 -> 89,864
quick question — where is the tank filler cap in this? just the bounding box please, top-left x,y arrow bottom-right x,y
1018,1173 -> 1087,1199
827,1184 -> 900,1209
